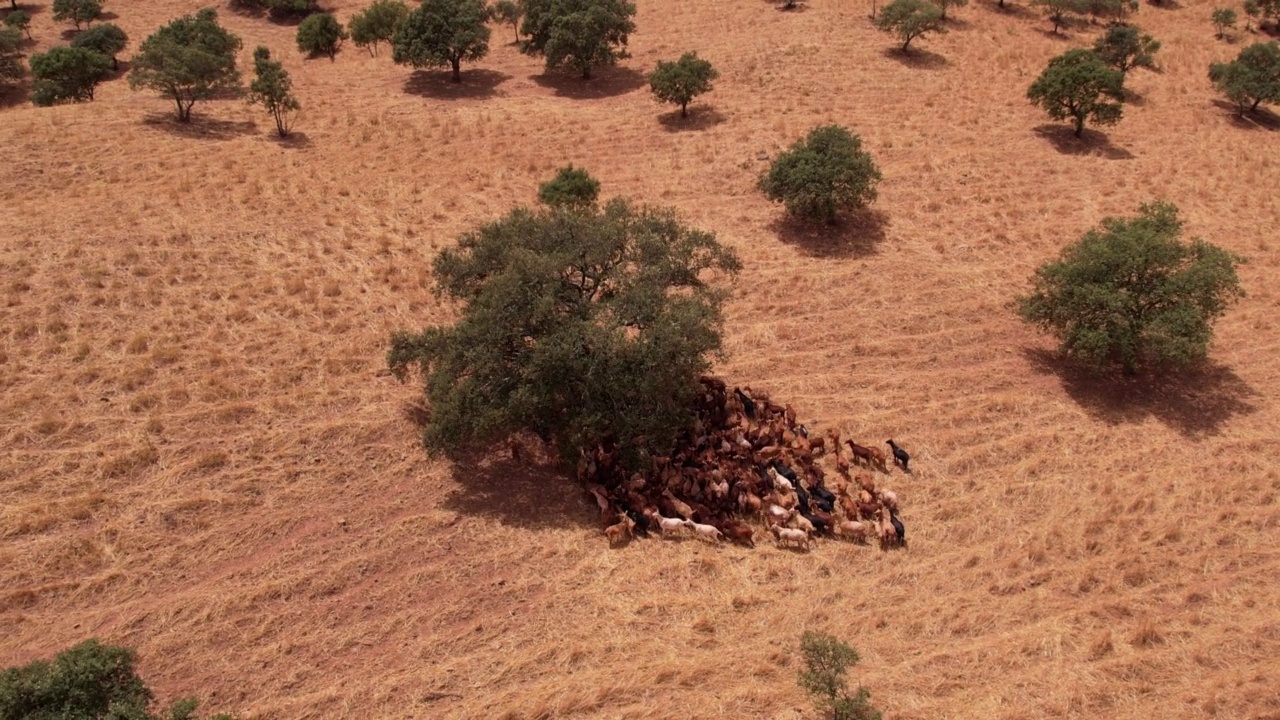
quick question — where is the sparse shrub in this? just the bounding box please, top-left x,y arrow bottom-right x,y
30,46 -> 112,105
1212,7 -> 1238,37
52,0 -> 101,29
247,46 -> 300,137
490,0 -> 522,42
3,10 -> 31,40
391,0 -> 491,82
387,183 -> 741,469
797,632 -> 883,720
1016,201 -> 1244,375
537,164 -> 600,208
519,0 -> 636,79
1208,41 -> 1280,115
1250,0 -> 1280,24
0,27 -> 22,86
1092,24 -> 1160,75
758,124 -> 882,224
1030,0 -> 1090,33
648,51 -> 718,118
71,23 -> 128,70
875,0 -> 945,51
350,0 -> 410,56
128,8 -> 243,123
297,13 -> 348,60
1027,48 -> 1125,137
929,0 -> 967,20
1243,0 -> 1261,29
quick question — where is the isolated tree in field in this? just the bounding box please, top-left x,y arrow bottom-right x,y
520,0 -> 636,79
1092,24 -> 1160,75
72,23 -> 128,69
1212,7 -> 1238,37
247,46 -> 300,137
392,0 -> 490,82
350,0 -> 410,56
930,0 -> 968,20
387,193 -> 741,467
29,45 -> 111,104
875,0 -> 945,51
3,10 -> 31,40
759,124 -> 882,224
797,632 -> 883,720
1017,202 -> 1243,376
128,8 -> 242,123
491,0 -> 523,42
1031,0 -> 1089,33
0,27 -> 24,87
649,51 -> 718,118
1027,49 -> 1124,137
1209,41 -> 1280,114
537,164 -> 600,209
51,0 -> 101,29
297,13 -> 348,60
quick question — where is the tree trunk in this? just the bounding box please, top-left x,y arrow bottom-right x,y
452,57 -> 461,82
902,36 -> 912,51
681,102 -> 687,118
1251,97 -> 1261,111
513,23 -> 519,42
1074,116 -> 1084,137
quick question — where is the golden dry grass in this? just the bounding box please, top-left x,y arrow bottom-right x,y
2,0 -> 1279,718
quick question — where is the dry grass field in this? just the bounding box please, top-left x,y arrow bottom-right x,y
3,0 -> 1279,717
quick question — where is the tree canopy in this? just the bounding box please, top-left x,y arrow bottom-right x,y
758,124 -> 883,224
1027,48 -> 1125,137
3,10 -> 31,40
30,46 -> 112,105
1092,23 -> 1160,75
0,27 -> 22,87
648,51 -> 718,118
387,192 -> 741,467
71,23 -> 128,69
875,0 -> 946,52
247,46 -> 300,137
296,13 -> 348,60
519,0 -> 637,78
1208,41 -> 1280,115
1030,0 -> 1089,33
127,8 -> 243,122
1211,7 -> 1237,38
490,0 -> 523,42
537,164 -> 601,209
1016,202 -> 1244,375
391,0 -> 491,82
51,0 -> 101,30
350,0 -> 410,56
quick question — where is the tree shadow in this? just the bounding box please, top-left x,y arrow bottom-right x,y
983,0 -> 1039,19
768,208 -> 888,258
657,106 -> 726,131
271,131 -> 312,149
881,46 -> 949,69
1022,348 -> 1259,437
403,68 -> 509,100
440,449 -> 596,531
0,81 -> 27,110
1037,27 -> 1077,41
776,2 -> 810,11
142,113 -> 258,141
1211,99 -> 1280,130
1123,87 -> 1147,106
1033,124 -> 1135,159
532,65 -> 646,99
98,10 -> 118,20
1145,0 -> 1181,9
942,15 -> 974,29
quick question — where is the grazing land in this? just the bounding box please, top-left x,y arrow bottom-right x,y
2,0 -> 1279,718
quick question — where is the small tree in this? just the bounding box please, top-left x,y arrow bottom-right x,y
51,0 -> 101,29
391,0 -> 490,82
1030,0 -> 1089,33
520,0 -> 636,79
537,164 -> 600,209
1209,41 -> 1280,114
128,8 -> 242,123
649,51 -> 718,118
247,46 -> 300,137
1212,7 -> 1238,37
0,27 -> 25,87
1027,49 -> 1125,137
759,124 -> 882,224
350,0 -> 410,56
71,23 -> 128,70
491,0 -> 522,42
3,10 -> 31,40
297,13 -> 348,60
875,0 -> 945,51
1092,24 -> 1160,75
1017,202 -> 1244,376
930,0 -> 968,20
1243,0 -> 1260,29
29,45 -> 112,104
1085,0 -> 1138,22
798,632 -> 883,720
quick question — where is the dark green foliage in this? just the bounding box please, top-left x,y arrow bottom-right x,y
1251,0 -> 1280,23
1212,7 -> 1237,37
1209,41 -> 1280,114
30,45 -> 111,104
1085,0 -> 1138,22
71,23 -> 128,69
3,10 -> 31,40
0,27 -> 22,86
1092,24 -> 1160,74
128,8 -> 243,122
51,0 -> 101,29
1027,48 -> 1125,137
1030,0 -> 1089,33
350,0 -> 409,56
1017,202 -> 1244,375
391,0 -> 490,82
1242,0 -> 1260,29
930,0 -> 967,20
537,164 -> 600,208
874,0 -> 945,51
519,0 -> 636,78
247,46 -> 299,137
238,0 -> 318,17
387,193 -> 741,468
758,124 -> 882,224
490,0 -> 522,42
797,632 -> 883,720
297,13 -> 348,60
648,51 -> 718,118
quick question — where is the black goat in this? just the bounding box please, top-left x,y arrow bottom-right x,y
735,388 -> 756,419
886,439 -> 911,471
771,460 -> 798,483
889,511 -> 905,546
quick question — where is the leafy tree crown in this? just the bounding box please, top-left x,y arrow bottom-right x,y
297,13 -> 349,59
350,0 -> 410,55
758,124 -> 883,223
391,0 -> 491,81
30,45 -> 113,105
648,51 -> 719,117
3,10 -> 31,38
0,27 -> 23,85
1027,48 -> 1125,137
1208,41 -> 1280,113
537,164 -> 601,209
127,8 -> 243,122
519,0 -> 637,78
247,45 -> 300,137
72,23 -> 129,68
875,0 -> 945,51
797,632 -> 883,720
1092,24 -> 1160,73
51,0 -> 101,29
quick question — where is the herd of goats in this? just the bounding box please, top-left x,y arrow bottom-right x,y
579,376 -> 911,551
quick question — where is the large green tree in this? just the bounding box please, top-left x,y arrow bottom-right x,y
71,23 -> 128,69
758,124 -> 883,224
247,46 -> 300,137
648,51 -> 718,118
1209,41 -> 1280,115
296,13 -> 348,60
127,8 -> 242,122
387,193 -> 741,467
519,0 -> 636,79
1092,23 -> 1160,75
350,0 -> 410,56
30,45 -> 112,105
1027,48 -> 1125,137
874,0 -> 945,52
0,27 -> 22,87
392,0 -> 490,82
51,0 -> 101,30
1017,202 -> 1244,375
